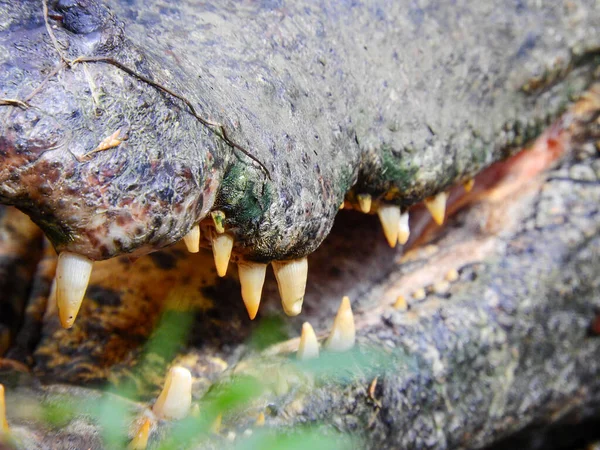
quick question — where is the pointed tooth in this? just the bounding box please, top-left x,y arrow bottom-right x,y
297,322 -> 319,360
152,366 -> 192,420
325,296 -> 356,352
424,191 -> 448,226
393,295 -> 408,311
211,210 -> 226,234
377,204 -> 400,248
237,261 -> 267,320
212,234 -> 234,277
56,252 -> 93,329
398,211 -> 410,245
211,413 -> 222,434
272,257 -> 308,316
129,418 -> 151,450
182,225 -> 200,253
463,178 -> 475,193
339,201 -> 345,210
357,194 -> 372,213
0,384 -> 8,433
255,412 -> 265,427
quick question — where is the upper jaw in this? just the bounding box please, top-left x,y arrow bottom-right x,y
1,0 -> 599,266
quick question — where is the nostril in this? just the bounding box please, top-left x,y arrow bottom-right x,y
55,0 -> 103,35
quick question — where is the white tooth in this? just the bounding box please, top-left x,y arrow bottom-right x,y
129,418 -> 150,450
325,296 -> 355,352
0,384 -> 8,433
182,225 -> 200,253
152,366 -> 192,420
463,178 -> 475,193
398,211 -> 410,245
211,210 -> 226,234
357,194 -> 372,213
237,261 -> 267,320
377,204 -> 400,248
297,322 -> 319,360
56,252 -> 93,329
212,234 -> 234,277
424,191 -> 448,226
272,257 -> 308,316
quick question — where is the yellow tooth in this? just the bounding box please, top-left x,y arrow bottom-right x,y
56,252 -> 93,329
339,201 -> 345,210
356,193 -> 372,213
129,418 -> 150,450
152,366 -> 192,420
211,210 -> 226,234
463,178 -> 475,193
412,288 -> 426,301
445,268 -> 459,282
424,191 -> 448,226
256,412 -> 265,426
325,296 -> 355,352
211,413 -> 222,434
297,322 -> 319,360
377,204 -> 400,248
398,212 -> 410,245
182,225 -> 200,253
272,257 -> 308,316
212,234 -> 234,277
0,384 -> 8,433
393,295 -> 408,311
237,261 -> 267,320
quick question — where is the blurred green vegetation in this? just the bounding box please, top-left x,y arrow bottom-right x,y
28,304 -> 394,449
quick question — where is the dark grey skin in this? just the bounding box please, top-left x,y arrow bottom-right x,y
1,0 -> 598,262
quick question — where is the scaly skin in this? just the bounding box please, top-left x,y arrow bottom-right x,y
0,1 -> 600,449
1,0 -> 598,262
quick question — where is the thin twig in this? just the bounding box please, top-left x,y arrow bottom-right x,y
42,0 -> 70,66
0,99 -> 30,109
72,56 -> 271,179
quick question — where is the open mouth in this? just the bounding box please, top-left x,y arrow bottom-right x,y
1,1 -> 600,449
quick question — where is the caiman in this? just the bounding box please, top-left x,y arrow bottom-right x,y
0,0 -> 599,449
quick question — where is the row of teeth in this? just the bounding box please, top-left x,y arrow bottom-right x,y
0,296 -> 356,448
51,179 -> 473,329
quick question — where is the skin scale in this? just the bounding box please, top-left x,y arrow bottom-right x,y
0,1 -> 599,449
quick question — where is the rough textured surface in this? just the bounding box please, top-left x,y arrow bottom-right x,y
0,0 -> 599,261
0,1 -> 599,449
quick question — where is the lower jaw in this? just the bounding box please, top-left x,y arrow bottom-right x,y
1,89 -> 600,449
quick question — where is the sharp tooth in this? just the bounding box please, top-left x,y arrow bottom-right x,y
129,418 -> 150,450
255,412 -> 265,427
393,295 -> 408,311
339,201 -> 345,210
212,234 -> 234,277
56,252 -> 93,329
424,191 -> 448,226
237,261 -> 267,320
445,268 -> 459,282
412,287 -> 426,301
325,296 -> 355,352
463,178 -> 475,193
377,204 -> 400,248
356,193 -> 372,213
211,413 -> 222,434
211,210 -> 226,234
0,384 -> 8,433
297,322 -> 319,360
272,257 -> 308,316
398,211 -> 410,245
152,366 -> 192,420
182,225 -> 200,253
